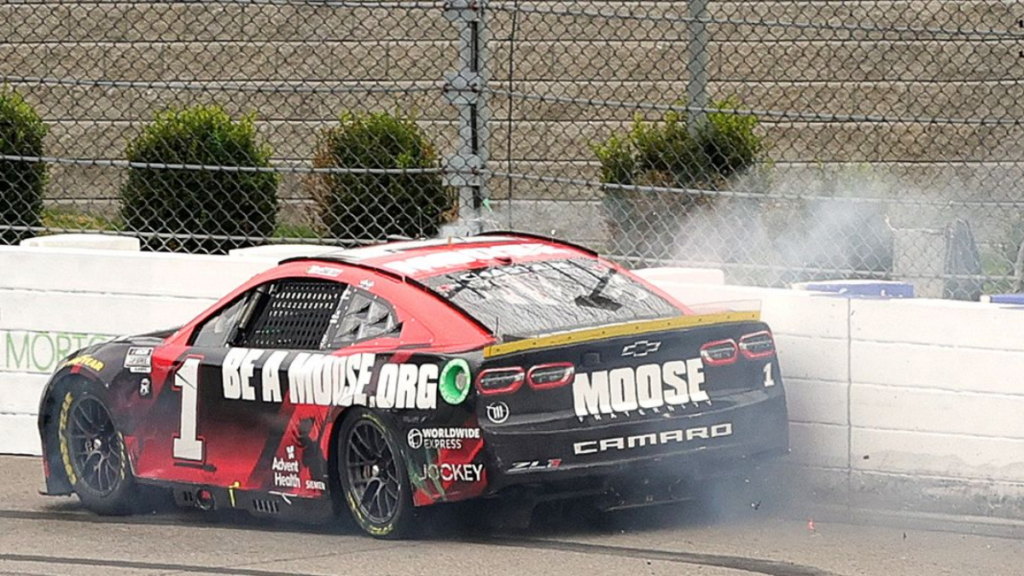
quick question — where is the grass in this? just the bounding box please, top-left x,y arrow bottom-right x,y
40,206 -> 120,233
273,222 -> 321,240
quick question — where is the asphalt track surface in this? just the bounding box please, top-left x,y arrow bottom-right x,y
1,456 -> 1021,576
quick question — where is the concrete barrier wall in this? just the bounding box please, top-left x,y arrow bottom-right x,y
640,272 -> 1024,518
2,245 -> 1022,517
0,246 -> 286,455
846,298 -> 1024,516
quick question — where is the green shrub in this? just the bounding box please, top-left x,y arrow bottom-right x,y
0,88 -> 48,244
41,206 -> 119,233
120,105 -> 279,253
309,111 -> 454,242
594,98 -> 765,261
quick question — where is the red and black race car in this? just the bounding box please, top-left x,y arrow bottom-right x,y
37,232 -> 789,538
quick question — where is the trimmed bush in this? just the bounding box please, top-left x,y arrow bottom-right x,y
0,88 -> 48,244
120,105 -> 279,253
594,98 -> 765,262
309,111 -> 454,242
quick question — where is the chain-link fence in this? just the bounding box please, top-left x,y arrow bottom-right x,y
1,1 -> 1022,296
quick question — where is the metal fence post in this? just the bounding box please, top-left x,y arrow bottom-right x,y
444,0 -> 490,235
686,0 -> 710,135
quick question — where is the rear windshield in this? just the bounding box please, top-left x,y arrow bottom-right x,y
423,258 -> 680,339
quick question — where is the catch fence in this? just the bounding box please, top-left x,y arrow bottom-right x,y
0,0 -> 1021,295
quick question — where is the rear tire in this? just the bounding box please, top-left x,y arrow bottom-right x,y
337,409 -> 416,539
57,382 -> 137,515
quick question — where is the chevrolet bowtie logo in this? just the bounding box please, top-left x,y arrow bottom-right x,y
621,340 -> 662,357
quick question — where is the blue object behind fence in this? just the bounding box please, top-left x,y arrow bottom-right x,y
792,280 -> 915,299
980,294 -> 1024,305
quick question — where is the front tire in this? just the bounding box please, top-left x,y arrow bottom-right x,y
337,409 -> 416,538
57,382 -> 137,515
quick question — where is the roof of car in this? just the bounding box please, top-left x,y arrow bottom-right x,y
280,232 -> 598,280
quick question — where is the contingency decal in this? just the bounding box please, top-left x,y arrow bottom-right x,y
63,354 -> 105,372
407,427 -> 481,451
572,358 -> 709,420
124,347 -> 153,374
272,435 -> 327,493
415,462 -> 484,483
407,423 -> 488,506
220,348 -> 438,410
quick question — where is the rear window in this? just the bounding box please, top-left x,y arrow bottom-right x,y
423,258 -> 680,339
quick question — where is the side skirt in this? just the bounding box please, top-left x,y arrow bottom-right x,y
142,479 -> 338,525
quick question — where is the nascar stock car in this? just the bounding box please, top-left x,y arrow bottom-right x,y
36,232 -> 789,538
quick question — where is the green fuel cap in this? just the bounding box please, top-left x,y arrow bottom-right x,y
439,359 -> 471,405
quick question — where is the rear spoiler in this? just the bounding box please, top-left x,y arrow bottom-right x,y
483,310 -> 761,359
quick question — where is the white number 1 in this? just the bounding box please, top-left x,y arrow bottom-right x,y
173,357 -> 204,461
763,363 -> 776,388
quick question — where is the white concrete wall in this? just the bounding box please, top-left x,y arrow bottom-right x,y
3,244 -> 1023,518
846,298 -> 1024,515
640,272 -> 1024,518
0,245 -> 287,454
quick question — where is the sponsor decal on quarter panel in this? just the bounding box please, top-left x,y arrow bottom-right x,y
219,348 -> 438,410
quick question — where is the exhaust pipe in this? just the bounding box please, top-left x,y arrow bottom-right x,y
195,489 -> 215,511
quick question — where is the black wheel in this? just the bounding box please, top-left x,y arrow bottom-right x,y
57,383 -> 137,515
337,409 -> 416,538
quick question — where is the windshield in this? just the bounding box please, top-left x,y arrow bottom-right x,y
423,258 -> 680,339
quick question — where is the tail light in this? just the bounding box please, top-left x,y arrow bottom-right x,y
739,331 -> 775,359
527,363 -> 575,390
475,367 -> 525,395
700,339 -> 738,366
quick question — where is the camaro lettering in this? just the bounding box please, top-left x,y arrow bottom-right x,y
573,423 -> 734,455
572,359 -> 707,418
220,348 -> 438,410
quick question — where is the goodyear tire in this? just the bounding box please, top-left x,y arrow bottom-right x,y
337,409 -> 416,539
57,380 -> 137,515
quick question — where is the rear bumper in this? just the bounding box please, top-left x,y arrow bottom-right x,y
482,387 -> 789,495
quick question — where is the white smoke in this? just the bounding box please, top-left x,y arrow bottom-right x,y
666,164 -> 1021,292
